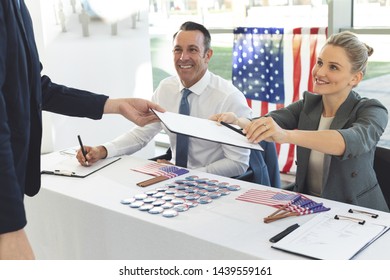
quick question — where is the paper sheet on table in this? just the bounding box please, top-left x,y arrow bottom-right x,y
41,151 -> 121,178
153,110 -> 263,151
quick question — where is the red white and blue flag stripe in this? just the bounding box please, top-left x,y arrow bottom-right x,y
236,189 -> 330,216
232,27 -> 328,174
131,162 -> 188,178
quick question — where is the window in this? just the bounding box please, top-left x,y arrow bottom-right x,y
353,0 -> 390,27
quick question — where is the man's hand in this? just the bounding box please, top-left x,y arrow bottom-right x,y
104,98 -> 165,127
76,145 -> 107,166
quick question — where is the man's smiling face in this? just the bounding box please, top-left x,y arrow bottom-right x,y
172,30 -> 212,88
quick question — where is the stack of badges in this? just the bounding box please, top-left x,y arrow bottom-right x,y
120,175 -> 241,218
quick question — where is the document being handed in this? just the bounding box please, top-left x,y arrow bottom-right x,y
152,110 -> 263,151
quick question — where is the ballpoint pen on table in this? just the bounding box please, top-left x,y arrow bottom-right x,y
77,135 -> 89,165
269,223 -> 300,243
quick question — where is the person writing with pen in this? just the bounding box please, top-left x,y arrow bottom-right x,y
211,31 -> 389,212
76,21 -> 252,178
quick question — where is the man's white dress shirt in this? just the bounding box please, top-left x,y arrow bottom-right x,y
103,70 -> 252,177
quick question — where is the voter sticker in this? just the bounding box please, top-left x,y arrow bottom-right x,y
174,191 -> 187,198
196,183 -> 208,189
185,194 -> 200,201
196,189 -> 208,196
174,180 -> 186,184
120,197 -> 136,205
206,180 -> 218,186
165,183 -> 179,188
162,209 -> 178,218
148,207 -> 164,214
195,178 -> 208,183
173,204 -> 189,212
156,186 -> 168,192
182,181 -> 196,187
217,182 -> 229,188
185,175 -> 198,181
129,200 -> 144,208
152,192 -> 165,198
227,185 -> 241,191
198,197 -> 213,204
184,186 -> 196,193
175,184 -> 186,190
165,189 -> 177,195
184,201 -> 199,208
161,202 -> 174,209
171,198 -> 186,205
134,193 -> 148,200
138,204 -> 154,211
152,199 -> 166,206
161,195 -> 175,201
218,189 -> 231,196
205,185 -> 219,192
143,197 -> 157,204
208,192 -> 222,199
145,190 -> 157,195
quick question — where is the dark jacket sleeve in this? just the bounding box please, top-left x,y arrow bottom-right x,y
41,75 -> 109,119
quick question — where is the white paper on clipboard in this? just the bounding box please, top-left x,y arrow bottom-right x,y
152,110 -> 263,151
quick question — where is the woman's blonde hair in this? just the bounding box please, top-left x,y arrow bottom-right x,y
325,31 -> 373,76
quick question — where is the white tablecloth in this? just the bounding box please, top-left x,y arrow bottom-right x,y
24,152 -> 390,259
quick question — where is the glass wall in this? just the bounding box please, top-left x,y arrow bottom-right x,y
150,0 -> 389,84
353,0 -> 390,27
150,0 -> 390,148
149,0 -> 328,29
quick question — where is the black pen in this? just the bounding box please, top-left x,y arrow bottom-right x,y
220,121 -> 245,136
77,135 -> 89,165
269,223 -> 300,243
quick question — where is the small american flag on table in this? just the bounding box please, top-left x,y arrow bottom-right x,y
236,189 -> 299,207
131,162 -> 189,178
236,189 -> 330,222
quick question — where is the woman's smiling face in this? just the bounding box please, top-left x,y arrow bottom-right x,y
312,44 -> 361,97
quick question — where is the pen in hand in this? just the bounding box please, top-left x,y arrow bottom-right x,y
77,135 -> 89,166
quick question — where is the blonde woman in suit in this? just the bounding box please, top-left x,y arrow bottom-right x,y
212,31 -> 389,212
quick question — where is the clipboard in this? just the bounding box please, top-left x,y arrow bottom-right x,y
152,110 -> 263,151
271,211 -> 390,259
41,154 -> 121,178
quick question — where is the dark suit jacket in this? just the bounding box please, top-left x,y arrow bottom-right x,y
0,0 -> 109,233
268,91 -> 389,212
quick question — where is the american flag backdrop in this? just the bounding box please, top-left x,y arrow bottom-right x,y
232,27 -> 328,174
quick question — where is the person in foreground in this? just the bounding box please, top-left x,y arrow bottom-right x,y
0,0 -> 164,259
211,31 -> 389,212
77,21 -> 252,177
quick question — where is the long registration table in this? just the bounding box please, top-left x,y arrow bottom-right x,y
25,152 -> 390,259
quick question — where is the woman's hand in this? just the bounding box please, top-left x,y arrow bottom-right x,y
244,117 -> 288,144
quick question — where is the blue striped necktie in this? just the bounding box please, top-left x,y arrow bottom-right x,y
175,88 -> 192,167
